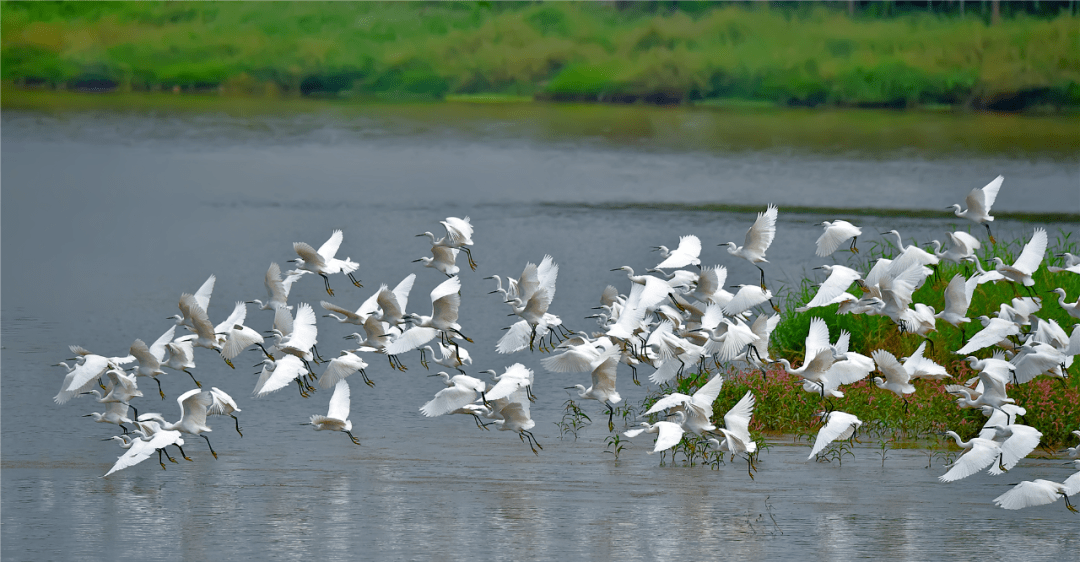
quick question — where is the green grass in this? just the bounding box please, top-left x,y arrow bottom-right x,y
2,2 -> 1078,110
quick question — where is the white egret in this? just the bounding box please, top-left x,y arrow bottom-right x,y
808,411 -> 863,459
720,204 -> 778,290
170,274 -> 216,332
103,429 -> 186,476
386,275 -> 471,357
139,388 -> 218,459
645,374 -> 725,435
949,174 -> 1003,244
799,265 -> 863,311
207,387 -> 243,437
84,401 -> 134,432
565,348 -> 622,431
1048,253 -> 1080,274
492,388 -> 541,455
931,231 -> 981,265
128,326 -> 183,397
654,235 -> 702,270
993,464 -> 1080,512
414,245 -> 460,277
309,380 -> 361,446
418,216 -> 477,270
1052,288 -> 1080,319
56,346 -> 135,405
723,284 -> 779,316
288,229 -> 362,296
420,341 -> 472,374
938,430 -> 1003,482
254,355 -> 313,398
268,302 -> 320,366
815,220 -> 862,256
979,411 -> 1043,475
711,390 -> 758,478
954,315 -> 1021,356
935,273 -> 978,329
902,342 -> 949,380
624,421 -> 685,454
247,262 -> 296,311
419,372 -> 489,418
317,351 -> 373,389
992,228 -> 1047,291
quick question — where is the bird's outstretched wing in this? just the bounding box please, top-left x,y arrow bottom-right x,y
743,204 -> 778,256
326,379 -> 351,422
317,229 -> 344,260
1010,228 -> 1047,275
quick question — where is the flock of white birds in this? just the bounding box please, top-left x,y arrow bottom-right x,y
55,176 -> 1080,513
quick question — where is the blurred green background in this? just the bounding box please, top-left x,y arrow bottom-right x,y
2,1 -> 1078,111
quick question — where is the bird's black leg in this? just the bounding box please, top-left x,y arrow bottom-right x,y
850,236 -> 859,254
297,379 -> 310,398
461,247 -> 478,270
158,449 -> 168,470
155,378 -> 166,400
202,434 -> 218,459
348,272 -> 363,288
606,402 -> 615,432
630,364 -> 640,386
312,345 -> 327,363
359,368 -> 375,388
757,265 -> 767,291
256,343 -> 274,360
321,274 -> 334,296
419,348 -> 428,369
176,444 -> 193,462
232,414 -> 243,437
985,223 -> 996,245
345,430 -> 361,446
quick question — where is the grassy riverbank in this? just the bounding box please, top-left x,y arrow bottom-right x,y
3,2 -> 1078,110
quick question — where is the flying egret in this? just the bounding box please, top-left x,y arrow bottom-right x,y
955,316 -> 1021,356
808,411 -> 863,459
949,174 -> 1003,244
645,374 -> 725,436
414,245 -> 460,277
418,216 -> 478,270
207,387 -> 243,437
419,341 -> 472,374
723,284 -> 779,316
882,230 -> 940,267
309,380 -> 361,446
56,346 -> 135,405
170,274 -> 216,332
931,231 -> 982,265
103,428 -> 186,476
317,351 -> 373,389
386,275 -> 471,357
419,372 -> 489,418
993,463 -> 1080,512
720,204 -> 778,290
901,342 -> 949,380
624,421 -> 685,455
139,388 -> 218,459
268,302 -> 320,367
711,390 -> 758,478
938,428 -> 1011,482
935,273 -> 978,329
288,229 -> 362,296
565,348 -> 622,431
84,401 -> 134,432
254,355 -> 313,398
247,262 -> 296,311
128,327 -> 182,397
992,228 -> 1047,292
654,235 -> 702,270
815,220 -> 862,256
799,265 -> 863,311
492,388 -> 541,455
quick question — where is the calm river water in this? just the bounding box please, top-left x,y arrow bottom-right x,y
2,100 -> 1077,561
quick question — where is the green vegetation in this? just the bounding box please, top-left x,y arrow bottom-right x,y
3,2 -> 1078,110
